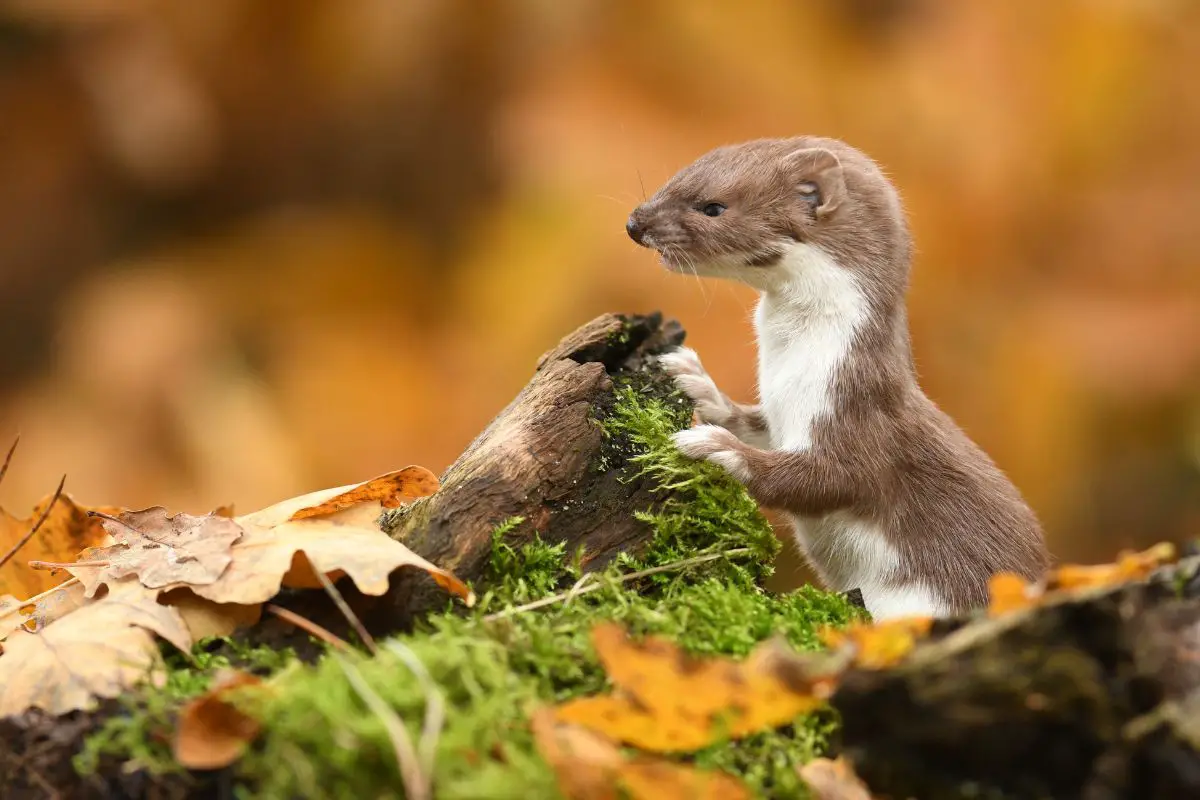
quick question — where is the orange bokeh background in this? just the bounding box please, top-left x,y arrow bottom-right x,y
1,1 -> 1197,583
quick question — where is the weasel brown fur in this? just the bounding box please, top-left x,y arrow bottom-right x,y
627,136 -> 1050,619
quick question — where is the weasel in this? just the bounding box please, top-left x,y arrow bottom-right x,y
626,136 -> 1050,620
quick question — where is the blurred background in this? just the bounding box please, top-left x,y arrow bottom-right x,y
0,0 -> 1197,586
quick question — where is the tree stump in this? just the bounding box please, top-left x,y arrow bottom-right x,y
383,311 -> 687,585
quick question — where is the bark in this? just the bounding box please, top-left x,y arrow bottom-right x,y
831,555 -> 1200,800
382,311 -> 686,585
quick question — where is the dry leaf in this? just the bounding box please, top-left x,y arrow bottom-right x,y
173,669 -> 264,769
532,710 -> 750,800
1051,542 -> 1177,591
288,466 -> 439,522
987,572 -> 1041,617
161,588 -> 263,641
0,580 -> 87,638
70,507 -> 243,598
554,624 -> 826,752
818,616 -> 933,670
798,757 -> 875,800
0,492 -> 118,598
533,709 -> 622,800
0,577 -> 192,716
149,477 -> 470,606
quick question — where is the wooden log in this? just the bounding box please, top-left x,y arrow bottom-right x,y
383,311 -> 686,585
830,556 -> 1200,800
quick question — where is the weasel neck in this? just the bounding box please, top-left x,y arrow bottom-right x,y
755,253 -> 916,450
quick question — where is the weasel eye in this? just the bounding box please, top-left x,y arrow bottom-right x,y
798,181 -> 821,206
700,202 -> 726,217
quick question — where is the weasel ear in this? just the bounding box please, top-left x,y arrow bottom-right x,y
783,147 -> 846,218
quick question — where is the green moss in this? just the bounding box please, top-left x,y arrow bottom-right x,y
80,374 -> 860,798
601,379 -> 780,588
74,639 -> 295,778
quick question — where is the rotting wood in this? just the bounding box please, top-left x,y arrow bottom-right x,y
383,311 -> 687,586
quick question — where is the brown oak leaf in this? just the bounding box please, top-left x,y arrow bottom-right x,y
0,577 -> 192,716
287,466 -> 439,522
173,669 -> 265,769
160,588 -> 263,642
69,507 -> 244,598
148,476 -> 469,606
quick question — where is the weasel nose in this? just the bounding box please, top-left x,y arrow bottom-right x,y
626,215 -> 644,244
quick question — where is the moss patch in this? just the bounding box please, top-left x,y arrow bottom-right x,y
78,376 -> 861,798
75,639 -> 296,778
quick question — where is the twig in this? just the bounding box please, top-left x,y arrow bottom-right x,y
482,547 -> 753,622
28,559 -> 111,571
384,640 -> 446,784
263,604 -> 351,652
333,651 -> 429,800
11,576 -> 80,603
0,474 -> 66,572
0,435 -> 17,487
314,568 -> 377,655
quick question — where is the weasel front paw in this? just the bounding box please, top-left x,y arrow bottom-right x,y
658,347 -> 733,426
671,424 -> 751,482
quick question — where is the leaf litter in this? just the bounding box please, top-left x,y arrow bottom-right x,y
0,459 -> 467,719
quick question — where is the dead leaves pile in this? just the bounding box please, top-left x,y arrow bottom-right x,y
0,451 -> 471,718
537,542 -> 1187,800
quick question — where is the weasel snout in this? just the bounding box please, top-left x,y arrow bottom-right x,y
625,214 -> 646,245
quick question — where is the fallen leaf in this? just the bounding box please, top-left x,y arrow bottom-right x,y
288,467 -> 440,522
69,507 -> 243,598
818,616 -> 933,670
532,710 -> 750,800
0,579 -> 87,638
161,588 -> 262,641
988,572 -> 1041,617
554,624 -> 827,752
173,669 -> 265,769
146,479 -> 471,606
1051,542 -> 1177,591
620,758 -> 752,800
0,577 -> 193,716
0,492 -> 119,598
798,757 -> 875,800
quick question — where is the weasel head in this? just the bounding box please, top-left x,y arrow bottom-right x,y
627,136 -> 912,298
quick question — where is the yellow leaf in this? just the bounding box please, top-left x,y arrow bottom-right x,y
0,492 -> 118,598
532,709 -> 750,800
1051,542 -> 1176,591
987,571 -> 1040,617
554,624 -> 827,752
287,466 -> 439,521
818,616 -> 932,670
